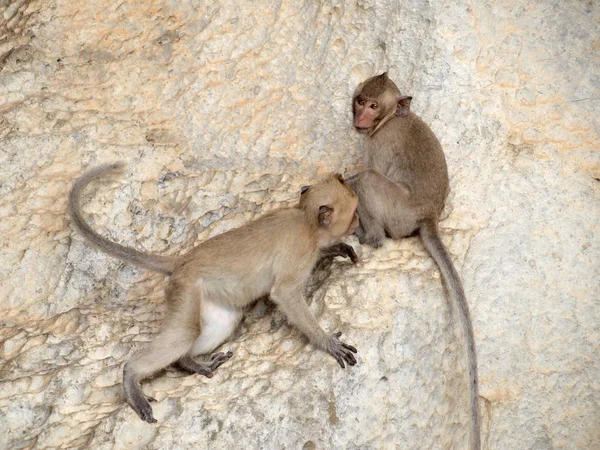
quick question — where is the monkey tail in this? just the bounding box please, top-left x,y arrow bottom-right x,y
69,163 -> 176,276
419,218 -> 480,450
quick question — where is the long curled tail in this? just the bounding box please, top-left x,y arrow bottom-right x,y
69,163 -> 177,276
419,218 -> 480,450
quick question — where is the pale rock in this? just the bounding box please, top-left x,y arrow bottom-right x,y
0,0 -> 598,449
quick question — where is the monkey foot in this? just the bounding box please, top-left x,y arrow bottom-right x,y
129,393 -> 157,423
327,332 -> 358,369
177,351 -> 233,378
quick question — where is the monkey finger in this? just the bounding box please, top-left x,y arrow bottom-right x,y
345,246 -> 359,263
333,331 -> 343,339
343,352 -> 357,366
341,343 -> 358,353
335,355 -> 345,369
336,243 -> 358,263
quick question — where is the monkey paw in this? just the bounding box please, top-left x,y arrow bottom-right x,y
325,243 -> 358,263
129,394 -> 157,423
336,243 -> 358,263
177,351 -> 233,378
359,234 -> 384,248
327,332 -> 358,369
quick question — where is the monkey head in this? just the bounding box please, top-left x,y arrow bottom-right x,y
352,72 -> 412,134
299,174 -> 359,247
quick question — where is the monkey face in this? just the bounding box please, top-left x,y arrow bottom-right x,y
353,95 -> 381,132
353,73 -> 408,133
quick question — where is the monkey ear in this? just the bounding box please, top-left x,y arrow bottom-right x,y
300,185 -> 310,195
396,96 -> 412,117
318,205 -> 334,227
376,72 -> 388,85
334,173 -> 345,184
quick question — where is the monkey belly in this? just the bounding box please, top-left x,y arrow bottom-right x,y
188,300 -> 242,357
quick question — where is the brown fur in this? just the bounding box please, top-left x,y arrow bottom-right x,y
347,73 -> 480,450
69,164 -> 359,423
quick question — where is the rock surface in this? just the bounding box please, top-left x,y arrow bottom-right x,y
0,0 -> 598,449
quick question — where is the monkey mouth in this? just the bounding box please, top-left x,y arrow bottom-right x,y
354,126 -> 371,134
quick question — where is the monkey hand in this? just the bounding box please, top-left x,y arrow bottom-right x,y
356,228 -> 384,248
326,331 -> 358,368
336,243 -> 358,263
322,243 -> 359,263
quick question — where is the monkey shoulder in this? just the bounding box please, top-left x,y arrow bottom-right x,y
243,208 -> 316,255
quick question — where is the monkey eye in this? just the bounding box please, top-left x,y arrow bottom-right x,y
300,185 -> 310,195
370,103 -> 378,109
357,99 -> 365,106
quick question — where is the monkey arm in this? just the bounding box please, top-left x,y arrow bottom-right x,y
304,243 -> 358,298
271,283 -> 329,344
270,283 -> 358,368
347,169 -> 411,200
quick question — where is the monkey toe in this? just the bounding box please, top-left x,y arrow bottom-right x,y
211,350 -> 234,361
207,350 -> 233,371
146,396 -> 156,403
178,352 -> 232,377
177,356 -> 213,377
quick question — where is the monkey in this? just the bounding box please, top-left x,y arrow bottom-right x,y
69,163 -> 360,423
346,72 -> 480,450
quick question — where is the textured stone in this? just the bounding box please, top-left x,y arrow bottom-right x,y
0,0 -> 598,449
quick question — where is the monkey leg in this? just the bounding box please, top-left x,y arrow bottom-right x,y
123,284 -> 201,423
347,169 -> 416,247
179,298 -> 241,378
271,285 -> 358,368
124,325 -> 197,423
188,299 -> 242,357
